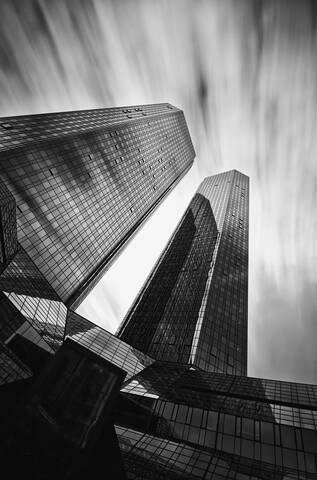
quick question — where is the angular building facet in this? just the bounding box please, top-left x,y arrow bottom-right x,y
117,170 -> 249,376
65,310 -> 154,380
0,103 -> 195,309
0,176 -> 67,385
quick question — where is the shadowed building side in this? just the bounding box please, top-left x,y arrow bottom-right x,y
117,193 -> 218,364
192,170 -> 249,375
117,170 -> 249,376
0,178 -> 17,273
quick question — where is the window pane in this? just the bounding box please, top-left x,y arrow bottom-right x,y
280,425 -> 296,449
191,408 -> 203,427
302,429 -> 317,454
224,414 -> 235,435
261,422 -> 274,445
242,418 -> 253,440
207,411 -> 218,431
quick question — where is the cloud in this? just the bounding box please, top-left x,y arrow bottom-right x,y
249,264 -> 317,384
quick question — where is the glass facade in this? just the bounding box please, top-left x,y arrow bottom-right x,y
117,170 -> 249,376
0,103 -> 195,309
114,362 -> 317,479
0,172 -> 67,385
0,246 -> 67,347
0,243 -> 67,385
65,310 -> 154,380
0,178 -> 17,272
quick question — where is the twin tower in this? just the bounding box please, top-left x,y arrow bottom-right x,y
1,104 -> 316,480
0,103 -> 247,379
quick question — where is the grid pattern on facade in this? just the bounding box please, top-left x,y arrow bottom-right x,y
194,171 -> 249,375
0,103 -> 178,151
117,170 -> 248,376
115,363 -> 317,478
0,104 -> 194,308
0,245 -> 67,352
65,310 -> 154,380
116,426 -> 213,480
0,178 -> 17,269
116,425 -> 317,480
116,193 -> 219,364
0,291 -> 53,356
120,363 -> 317,425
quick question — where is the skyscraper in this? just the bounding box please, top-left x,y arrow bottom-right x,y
117,170 -> 249,376
0,103 -> 195,309
0,103 -> 194,387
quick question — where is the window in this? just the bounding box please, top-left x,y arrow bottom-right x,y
241,418 -> 253,440
206,411 -> 218,431
176,405 -> 187,424
191,408 -> 203,427
302,429 -> 317,453
280,425 -> 296,449
261,422 -> 274,445
223,415 -> 235,435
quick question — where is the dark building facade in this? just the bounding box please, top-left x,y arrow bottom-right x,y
1,338 -> 128,480
0,103 -> 195,309
117,170 -> 249,376
0,102 -> 194,387
0,179 -> 17,272
0,243 -> 67,385
114,362 -> 317,479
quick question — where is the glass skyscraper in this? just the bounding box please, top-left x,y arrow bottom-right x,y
117,170 -> 249,376
0,102 -> 194,387
0,103 -> 195,309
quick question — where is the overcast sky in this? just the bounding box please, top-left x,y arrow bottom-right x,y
1,0 -> 316,384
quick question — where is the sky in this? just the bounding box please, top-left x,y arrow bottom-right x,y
1,0 -> 316,384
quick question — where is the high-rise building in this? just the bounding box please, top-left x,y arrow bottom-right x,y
117,170 -> 249,376
0,102 -> 194,387
0,103 -> 195,309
